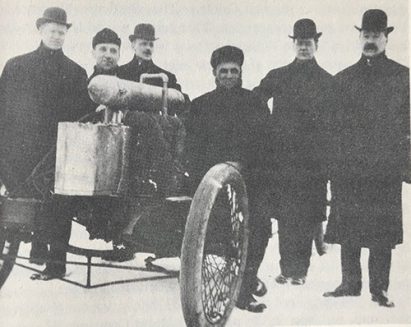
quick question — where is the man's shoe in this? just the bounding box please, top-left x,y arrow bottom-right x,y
236,295 -> 267,313
323,284 -> 361,297
275,274 -> 290,284
291,277 -> 306,285
30,267 -> 65,281
102,249 -> 135,262
371,291 -> 395,308
253,277 -> 267,297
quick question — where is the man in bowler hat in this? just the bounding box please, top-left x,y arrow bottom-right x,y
0,7 -> 91,279
185,46 -> 271,312
324,9 -> 410,307
117,24 -> 182,94
254,19 -> 332,286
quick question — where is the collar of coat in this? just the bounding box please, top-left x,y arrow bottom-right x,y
215,81 -> 243,95
290,57 -> 320,71
92,65 -> 118,77
37,42 -> 64,59
130,55 -> 155,68
88,65 -> 118,84
359,51 -> 387,67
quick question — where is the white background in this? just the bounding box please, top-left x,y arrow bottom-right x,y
0,0 -> 408,98
0,1 -> 410,326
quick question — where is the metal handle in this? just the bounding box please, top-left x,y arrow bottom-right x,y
140,73 -> 169,116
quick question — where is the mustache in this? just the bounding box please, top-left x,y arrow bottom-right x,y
143,50 -> 152,55
364,43 -> 378,51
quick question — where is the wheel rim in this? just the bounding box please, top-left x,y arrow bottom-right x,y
201,183 -> 246,324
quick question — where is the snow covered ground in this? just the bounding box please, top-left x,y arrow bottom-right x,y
1,184 -> 410,327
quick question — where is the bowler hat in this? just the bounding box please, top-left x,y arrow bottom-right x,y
289,18 -> 322,39
129,24 -> 158,42
210,45 -> 244,69
92,28 -> 121,48
355,9 -> 394,33
36,7 -> 72,29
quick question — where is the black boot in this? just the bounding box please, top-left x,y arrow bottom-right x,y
252,277 -> 267,297
30,264 -> 65,281
371,290 -> 395,308
323,283 -> 361,297
236,295 -> 267,313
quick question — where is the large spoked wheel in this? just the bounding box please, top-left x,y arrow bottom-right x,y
0,228 -> 20,289
180,163 -> 249,327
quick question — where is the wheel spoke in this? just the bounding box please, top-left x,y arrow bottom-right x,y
200,183 -> 247,324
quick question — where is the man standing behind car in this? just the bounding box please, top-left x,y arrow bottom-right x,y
89,28 -> 121,81
323,9 -> 410,308
185,46 -> 271,312
82,28 -> 135,262
117,23 -> 182,94
0,7 -> 91,280
253,19 -> 332,286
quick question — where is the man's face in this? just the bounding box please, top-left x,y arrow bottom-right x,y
360,30 -> 388,57
293,38 -> 317,60
213,62 -> 241,89
39,22 -> 68,50
93,43 -> 120,71
132,39 -> 154,61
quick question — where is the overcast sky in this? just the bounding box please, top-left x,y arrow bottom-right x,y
0,0 -> 409,98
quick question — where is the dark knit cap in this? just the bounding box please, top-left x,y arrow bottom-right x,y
210,45 -> 244,69
92,28 -> 121,48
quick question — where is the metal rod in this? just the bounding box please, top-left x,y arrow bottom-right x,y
140,73 -> 169,116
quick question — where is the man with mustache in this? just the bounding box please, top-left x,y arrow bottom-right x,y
0,7 -> 91,279
324,9 -> 410,308
117,24 -> 182,95
253,19 -> 332,286
186,46 -> 271,312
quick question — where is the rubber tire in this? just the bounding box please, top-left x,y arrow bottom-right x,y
180,163 -> 249,327
0,228 -> 20,289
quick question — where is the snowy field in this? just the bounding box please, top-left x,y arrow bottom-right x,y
0,184 -> 410,327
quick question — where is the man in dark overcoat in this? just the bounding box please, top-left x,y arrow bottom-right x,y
89,28 -> 122,82
0,7 -> 91,279
323,9 -> 410,308
81,28 -> 137,262
117,24 -> 182,93
185,46 -> 271,312
253,19 -> 332,285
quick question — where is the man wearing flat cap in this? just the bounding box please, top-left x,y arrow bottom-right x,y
117,24 -> 182,94
0,7 -> 91,279
185,45 -> 272,312
254,19 -> 332,286
324,9 -> 410,308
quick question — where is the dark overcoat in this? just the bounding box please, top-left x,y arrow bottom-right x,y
117,56 -> 181,91
0,43 -> 91,194
253,58 -> 334,223
185,85 -> 271,188
325,53 -> 410,248
117,56 -> 189,117
185,84 -> 272,237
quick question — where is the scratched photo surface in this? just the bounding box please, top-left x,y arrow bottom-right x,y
0,0 -> 409,326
